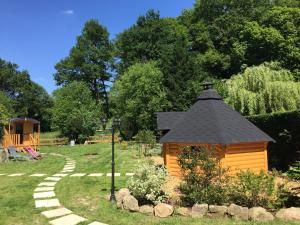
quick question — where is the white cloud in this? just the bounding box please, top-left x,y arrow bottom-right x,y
62,10 -> 74,15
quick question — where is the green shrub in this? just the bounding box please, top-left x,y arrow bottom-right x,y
178,146 -> 229,206
287,161 -> 300,180
127,162 -> 168,204
229,170 -> 289,209
248,110 -> 300,171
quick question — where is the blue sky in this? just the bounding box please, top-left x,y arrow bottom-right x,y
0,0 -> 195,94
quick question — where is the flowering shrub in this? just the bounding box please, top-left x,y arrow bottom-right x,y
127,162 -> 168,204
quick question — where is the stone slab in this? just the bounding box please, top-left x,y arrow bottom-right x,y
53,173 -> 68,177
70,173 -> 86,177
0,174 -> 7,176
8,173 -> 25,176
30,174 -> 47,177
34,187 -> 55,192
125,173 -> 134,176
38,182 -> 57,187
88,173 -> 103,177
45,177 -> 61,181
64,166 -> 75,168
34,191 -> 56,199
106,173 -> 120,177
49,214 -> 87,225
35,199 -> 60,208
89,222 -> 108,225
41,207 -> 72,218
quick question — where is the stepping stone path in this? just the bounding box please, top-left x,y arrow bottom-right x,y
88,173 -> 103,177
41,207 -> 72,218
45,177 -> 62,181
32,157 -> 107,225
49,214 -> 87,225
8,173 -> 25,176
70,173 -> 86,177
30,173 -> 47,177
106,173 -> 120,177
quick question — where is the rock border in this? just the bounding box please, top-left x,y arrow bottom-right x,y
115,188 -> 300,222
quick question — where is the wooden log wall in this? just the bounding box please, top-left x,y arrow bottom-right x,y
163,142 -> 268,177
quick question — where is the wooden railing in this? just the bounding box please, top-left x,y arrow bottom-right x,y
2,134 -> 20,148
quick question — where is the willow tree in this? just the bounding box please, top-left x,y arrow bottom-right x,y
226,62 -> 300,115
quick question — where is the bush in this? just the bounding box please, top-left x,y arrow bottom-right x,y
248,110 -> 300,170
287,161 -> 300,180
229,170 -> 289,209
178,146 -> 229,206
127,162 -> 168,204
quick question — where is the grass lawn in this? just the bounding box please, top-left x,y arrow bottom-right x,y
0,143 -> 298,225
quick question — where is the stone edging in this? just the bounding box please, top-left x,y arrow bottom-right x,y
115,188 -> 300,222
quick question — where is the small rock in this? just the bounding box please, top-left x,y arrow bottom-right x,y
208,205 -> 228,218
249,207 -> 274,222
176,207 -> 190,216
276,207 -> 300,221
123,195 -> 139,212
227,204 -> 249,220
191,204 -> 208,218
154,203 -> 174,218
139,205 -> 154,215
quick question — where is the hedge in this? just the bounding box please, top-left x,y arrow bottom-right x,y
248,110 -> 300,171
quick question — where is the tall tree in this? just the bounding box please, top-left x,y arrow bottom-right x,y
0,58 -> 53,131
109,61 -> 169,139
54,20 -> 113,117
225,62 -> 300,115
52,81 -> 100,143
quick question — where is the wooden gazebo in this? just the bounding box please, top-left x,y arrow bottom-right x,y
2,118 -> 40,151
157,83 -> 275,176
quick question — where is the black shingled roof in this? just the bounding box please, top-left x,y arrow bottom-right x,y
159,89 -> 275,144
156,112 -> 185,131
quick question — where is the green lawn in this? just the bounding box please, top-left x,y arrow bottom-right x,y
0,143 -> 298,225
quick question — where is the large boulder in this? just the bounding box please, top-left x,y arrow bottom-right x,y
154,203 -> 174,218
249,207 -> 274,222
123,195 -> 139,212
176,207 -> 190,216
139,205 -> 154,215
116,188 -> 130,209
276,207 -> 300,221
191,204 -> 208,218
208,205 -> 228,218
227,204 -> 249,220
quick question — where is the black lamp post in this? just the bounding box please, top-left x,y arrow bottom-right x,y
100,118 -> 121,202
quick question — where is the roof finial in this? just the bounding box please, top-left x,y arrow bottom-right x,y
201,81 -> 213,90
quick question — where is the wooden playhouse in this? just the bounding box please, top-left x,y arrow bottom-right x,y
156,83 -> 275,176
2,118 -> 40,151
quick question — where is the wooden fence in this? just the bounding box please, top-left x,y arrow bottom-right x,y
39,138 -> 68,146
85,135 -> 120,144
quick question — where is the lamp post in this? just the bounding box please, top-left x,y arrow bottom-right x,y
100,118 -> 121,202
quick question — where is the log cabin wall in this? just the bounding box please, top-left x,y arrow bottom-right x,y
163,143 -> 226,176
163,142 -> 268,177
224,142 -> 268,175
